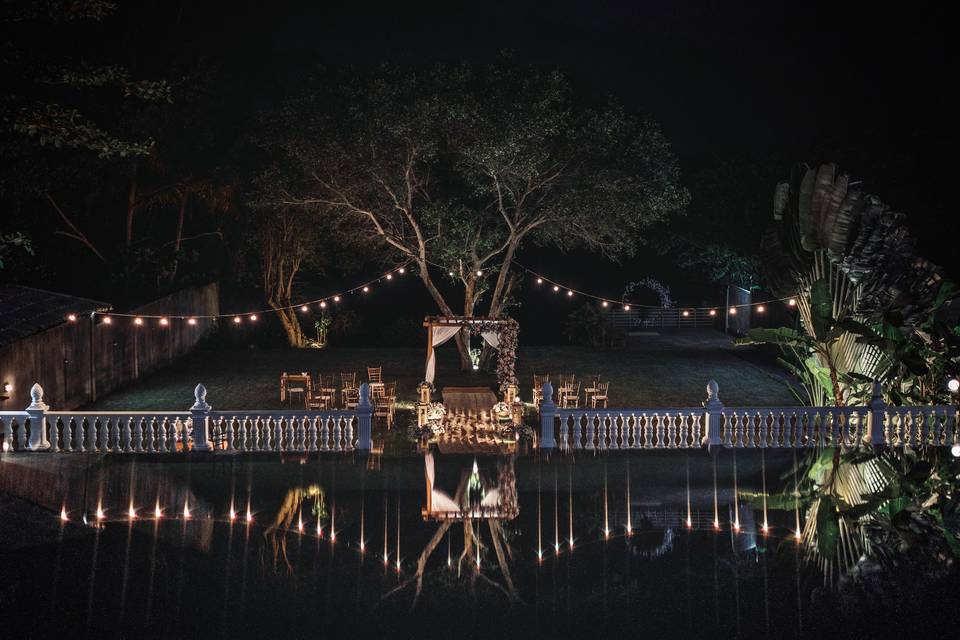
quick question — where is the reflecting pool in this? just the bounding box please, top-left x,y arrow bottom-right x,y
0,450 -> 956,639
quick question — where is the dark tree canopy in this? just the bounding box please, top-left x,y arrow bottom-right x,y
258,61 -> 688,366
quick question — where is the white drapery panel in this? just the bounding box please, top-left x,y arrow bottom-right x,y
480,331 -> 500,350
425,452 -> 461,513
425,326 -> 462,383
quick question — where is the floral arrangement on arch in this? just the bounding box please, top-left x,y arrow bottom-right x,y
469,318 -> 519,394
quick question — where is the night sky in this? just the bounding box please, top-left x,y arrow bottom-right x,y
9,1 -> 955,340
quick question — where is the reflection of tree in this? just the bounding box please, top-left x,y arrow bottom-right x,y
384,459 -> 520,610
264,484 -> 326,572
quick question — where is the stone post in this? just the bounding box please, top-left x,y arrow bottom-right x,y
539,381 -> 557,449
416,382 -> 432,428
356,383 -> 374,450
25,383 -> 50,451
868,381 -> 887,449
703,380 -> 724,449
190,384 -> 212,451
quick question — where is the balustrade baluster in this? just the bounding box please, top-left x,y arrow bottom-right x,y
332,418 -> 343,451
344,417 -> 354,450
320,418 -> 330,451
296,418 -> 306,452
308,418 -> 318,452
584,414 -> 595,450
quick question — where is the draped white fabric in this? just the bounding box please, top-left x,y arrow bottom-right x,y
480,331 -> 500,349
424,452 -> 461,513
425,326 -> 461,383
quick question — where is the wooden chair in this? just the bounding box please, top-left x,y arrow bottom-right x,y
282,372 -> 311,407
591,382 -> 609,408
532,374 -> 550,407
340,372 -> 357,389
342,387 -> 360,410
367,366 -> 384,397
583,374 -> 602,406
561,381 -> 580,408
313,374 -> 337,409
373,381 -> 396,429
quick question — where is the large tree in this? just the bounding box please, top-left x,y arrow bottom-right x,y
260,62 -> 688,368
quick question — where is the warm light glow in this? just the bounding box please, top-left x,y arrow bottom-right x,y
316,520 -> 322,537
566,290 -> 573,297
729,307 -> 737,315
733,521 -> 741,532
250,314 -> 258,322
476,270 -> 483,277
159,317 -> 169,326
67,314 -> 77,322
709,309 -> 717,316
154,502 -> 162,519
794,530 -> 802,541
386,273 -> 393,280
360,541 -> 366,552
331,531 -> 337,542
686,517 -> 692,529
362,286 -> 370,293
233,316 -> 241,324
229,507 -> 237,521
762,523 -> 769,535
788,298 -> 797,307
297,516 -> 304,533
60,507 -> 69,521
537,550 -> 543,562
398,267 -> 405,274
552,285 -> 559,292
448,271 -> 455,277
187,318 -> 197,325
183,502 -> 191,519
756,305 -> 765,313
682,310 -> 690,317
96,503 -> 105,520
947,378 -> 960,393
320,301 -> 327,308
128,504 -> 137,519
333,296 -> 340,302
395,559 -> 401,571
102,316 -> 112,324
246,507 -> 253,523
951,443 -> 960,458
601,301 -> 608,307
603,528 -> 610,539
2,441 -> 8,452
300,305 -> 308,312
134,317 -> 144,326
713,519 -> 720,530
624,305 -> 631,311
536,278 -> 543,284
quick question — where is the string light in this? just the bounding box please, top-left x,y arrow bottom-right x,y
386,274 -> 393,280
333,296 -> 340,303
300,305 -> 308,313
233,316 -> 241,324
249,314 -> 258,322
102,316 -> 112,325
159,317 -> 169,326
476,270 -> 483,277
566,290 -> 573,297
398,267 -> 405,274
187,318 -> 197,325
709,309 -> 717,316
552,285 -> 560,292
362,286 -> 370,293
67,314 -> 77,322
788,298 -> 797,307
624,305 -> 631,311
320,301 -> 327,309
134,317 -> 144,326
601,301 -> 608,307
729,307 -> 737,315
756,305 -> 765,313
536,278 -> 543,284
682,310 -> 690,317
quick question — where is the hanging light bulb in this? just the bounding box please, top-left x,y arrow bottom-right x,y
102,316 -> 112,325
552,285 -> 559,292
320,301 -> 327,308
159,317 -> 169,326
249,314 -> 258,322
950,443 -> 960,458
566,290 -> 573,297
536,277 -> 543,284
709,309 -> 717,316
476,270 -> 483,277
362,286 -> 370,293
682,310 -> 690,317
756,305 -> 765,314
333,296 -> 341,303
729,307 -> 737,315
788,298 -> 797,307
187,317 -> 197,325
300,305 -> 308,313
134,317 -> 144,326
233,316 -> 241,324
947,378 -> 959,393
386,273 -> 393,280
601,301 -> 608,307
398,267 -> 405,274
624,305 -> 631,311
67,314 -> 77,322
449,271 -> 455,277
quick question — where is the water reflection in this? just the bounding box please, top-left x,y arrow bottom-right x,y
0,448 -> 955,638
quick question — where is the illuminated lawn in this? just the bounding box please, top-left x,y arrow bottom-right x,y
86,329 -> 796,411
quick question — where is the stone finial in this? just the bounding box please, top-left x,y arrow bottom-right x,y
869,380 -> 885,406
27,383 -> 48,411
358,382 -> 371,407
191,383 -> 210,411
541,381 -> 555,407
703,380 -> 722,409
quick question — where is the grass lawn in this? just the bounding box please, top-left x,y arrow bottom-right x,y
85,329 -> 797,411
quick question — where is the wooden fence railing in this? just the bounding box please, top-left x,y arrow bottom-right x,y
0,383 -> 373,453
538,381 -> 958,450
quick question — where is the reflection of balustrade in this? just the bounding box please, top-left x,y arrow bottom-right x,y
0,382 -> 374,453
538,380 -> 959,451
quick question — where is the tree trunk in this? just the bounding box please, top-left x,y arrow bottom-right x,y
272,304 -> 306,347
174,192 -> 188,252
417,259 -> 474,370
125,164 -> 138,247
